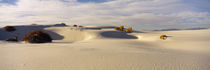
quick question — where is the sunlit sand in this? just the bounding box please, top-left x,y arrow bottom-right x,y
0,25 -> 209,70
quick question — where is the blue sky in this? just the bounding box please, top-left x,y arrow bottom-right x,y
0,0 -> 210,30
0,0 -> 17,5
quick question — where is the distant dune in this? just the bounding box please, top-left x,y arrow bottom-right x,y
0,24 -> 209,70
153,27 -> 208,31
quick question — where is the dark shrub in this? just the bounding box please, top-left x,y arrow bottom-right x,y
160,35 -> 167,40
4,26 -> 16,32
6,36 -> 18,42
73,24 -> 77,27
114,27 -> 120,31
22,30 -> 52,43
61,23 -> 66,26
31,23 -> 38,26
79,26 -> 83,27
54,23 -> 67,26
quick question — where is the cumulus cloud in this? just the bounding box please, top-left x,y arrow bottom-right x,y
0,0 -> 209,29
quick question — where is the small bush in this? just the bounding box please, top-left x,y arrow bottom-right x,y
60,23 -> 66,26
79,26 -> 83,27
54,23 -> 67,26
160,35 -> 167,40
119,25 -> 124,31
125,27 -> 132,33
114,27 -> 120,30
4,26 -> 16,32
73,25 -> 77,27
115,26 -> 133,32
6,36 -> 18,42
22,30 -> 52,43
31,23 -> 37,26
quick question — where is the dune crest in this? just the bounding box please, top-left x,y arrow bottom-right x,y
45,27 -> 93,42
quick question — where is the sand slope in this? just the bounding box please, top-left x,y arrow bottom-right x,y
0,26 -> 210,70
45,27 -> 92,42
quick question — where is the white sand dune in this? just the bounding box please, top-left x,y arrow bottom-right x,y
0,25 -> 53,41
45,27 -> 93,42
0,25 -> 210,70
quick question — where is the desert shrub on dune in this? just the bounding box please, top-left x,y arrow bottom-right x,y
79,26 -> 83,27
119,25 -> 124,31
114,27 -> 120,31
73,25 -> 77,27
22,30 -> 52,43
60,23 -> 66,26
114,26 -> 124,31
160,35 -> 167,40
31,23 -> 37,26
6,36 -> 18,42
125,27 -> 132,33
115,25 -> 133,32
54,23 -> 67,26
4,26 -> 16,32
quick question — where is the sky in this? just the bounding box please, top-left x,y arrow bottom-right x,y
0,0 -> 210,30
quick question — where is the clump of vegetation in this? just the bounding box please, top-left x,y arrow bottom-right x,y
31,23 -> 38,26
115,25 -> 133,33
125,27 -> 132,33
79,26 -> 83,27
22,30 -> 52,43
119,25 -> 124,31
114,27 -> 120,31
73,24 -> 77,27
160,35 -> 167,40
54,23 -> 67,26
60,23 -> 66,26
6,36 -> 18,42
114,25 -> 124,31
4,26 -> 16,32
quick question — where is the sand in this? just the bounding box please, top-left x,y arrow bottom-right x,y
0,25 -> 209,70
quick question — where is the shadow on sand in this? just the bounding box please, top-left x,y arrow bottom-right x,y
0,25 -> 64,41
44,30 -> 64,40
100,31 -> 138,39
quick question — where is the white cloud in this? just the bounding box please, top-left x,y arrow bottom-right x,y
0,0 -> 209,29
